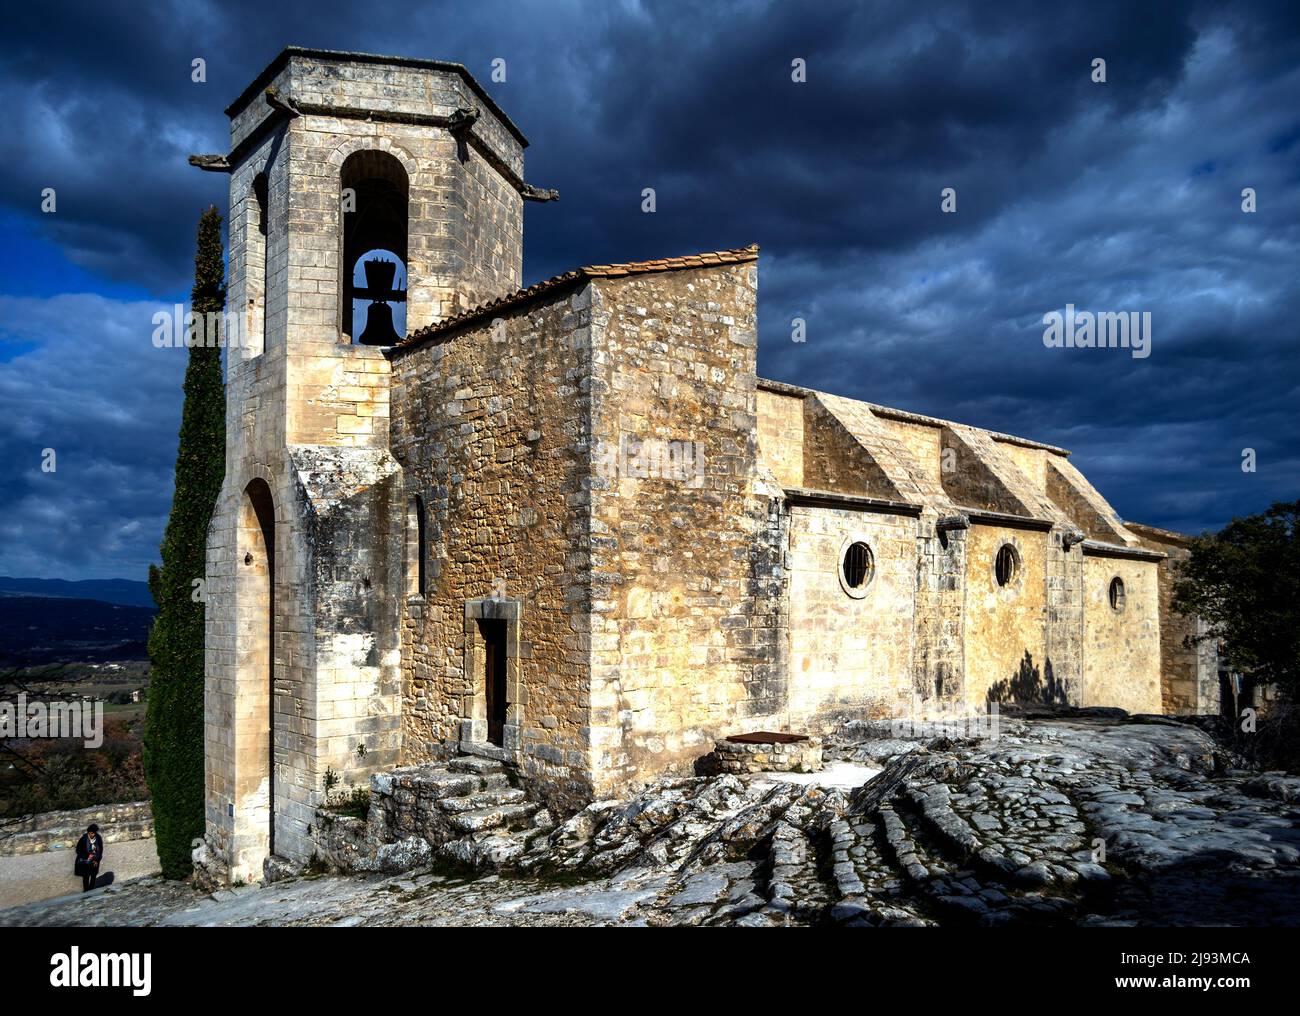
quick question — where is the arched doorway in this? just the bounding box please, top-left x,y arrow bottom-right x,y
235,478 -> 276,862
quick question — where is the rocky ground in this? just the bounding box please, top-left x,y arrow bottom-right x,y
4,712 -> 1299,927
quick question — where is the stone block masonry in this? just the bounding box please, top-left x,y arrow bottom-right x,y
711,734 -> 824,775
389,283 -> 597,813
584,262 -> 789,795
1125,522 -> 1220,714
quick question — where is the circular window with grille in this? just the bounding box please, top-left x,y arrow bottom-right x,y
994,543 -> 1019,587
838,538 -> 875,598
1109,576 -> 1126,612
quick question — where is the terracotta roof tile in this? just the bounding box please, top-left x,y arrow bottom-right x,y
391,244 -> 758,353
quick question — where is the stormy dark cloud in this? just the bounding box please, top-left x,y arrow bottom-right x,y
0,0 -> 1297,580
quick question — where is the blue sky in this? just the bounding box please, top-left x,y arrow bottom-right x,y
0,0 -> 1297,581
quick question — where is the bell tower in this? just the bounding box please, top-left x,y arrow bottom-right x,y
195,47 -> 550,884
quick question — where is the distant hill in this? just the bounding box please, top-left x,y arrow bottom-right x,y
0,594 -> 155,666
0,576 -> 154,609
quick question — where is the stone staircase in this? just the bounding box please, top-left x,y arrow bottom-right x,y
321,756 -> 555,875
431,757 -> 554,869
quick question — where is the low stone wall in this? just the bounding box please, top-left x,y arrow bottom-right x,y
713,734 -> 824,775
0,801 -> 154,856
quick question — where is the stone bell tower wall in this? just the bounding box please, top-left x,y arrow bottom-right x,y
222,49 -> 527,448
226,49 -> 525,311
207,49 -> 528,880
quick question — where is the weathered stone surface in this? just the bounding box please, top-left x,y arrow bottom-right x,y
376,837 -> 432,874
1244,773 -> 1300,803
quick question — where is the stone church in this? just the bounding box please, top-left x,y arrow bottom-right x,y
197,48 -> 1193,882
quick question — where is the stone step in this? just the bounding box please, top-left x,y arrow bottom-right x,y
438,787 -> 528,813
894,785 -> 1062,892
469,833 -> 527,869
448,756 -> 507,776
447,802 -> 539,835
380,768 -> 480,800
882,798 -> 1081,926
826,818 -> 868,899
436,832 -> 527,872
815,817 -> 931,926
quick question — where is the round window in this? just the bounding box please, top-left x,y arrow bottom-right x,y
839,540 -> 875,597
995,544 -> 1019,587
1109,576 -> 1126,611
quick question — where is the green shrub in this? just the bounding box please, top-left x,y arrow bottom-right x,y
143,206 -> 226,878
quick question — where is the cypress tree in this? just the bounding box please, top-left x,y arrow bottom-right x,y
145,206 -> 226,878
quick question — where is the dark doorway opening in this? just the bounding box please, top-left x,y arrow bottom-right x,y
1219,670 -> 1256,721
478,619 -> 507,747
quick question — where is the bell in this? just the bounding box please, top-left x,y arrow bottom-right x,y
358,300 -> 401,346
354,257 -> 405,346
363,257 -> 397,294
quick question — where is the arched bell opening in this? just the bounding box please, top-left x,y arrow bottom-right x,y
249,172 -> 270,354
340,150 -> 409,345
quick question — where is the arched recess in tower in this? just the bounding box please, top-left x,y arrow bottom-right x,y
340,150 -> 409,345
235,476 -> 277,862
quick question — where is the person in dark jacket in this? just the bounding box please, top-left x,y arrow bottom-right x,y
74,823 -> 104,891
